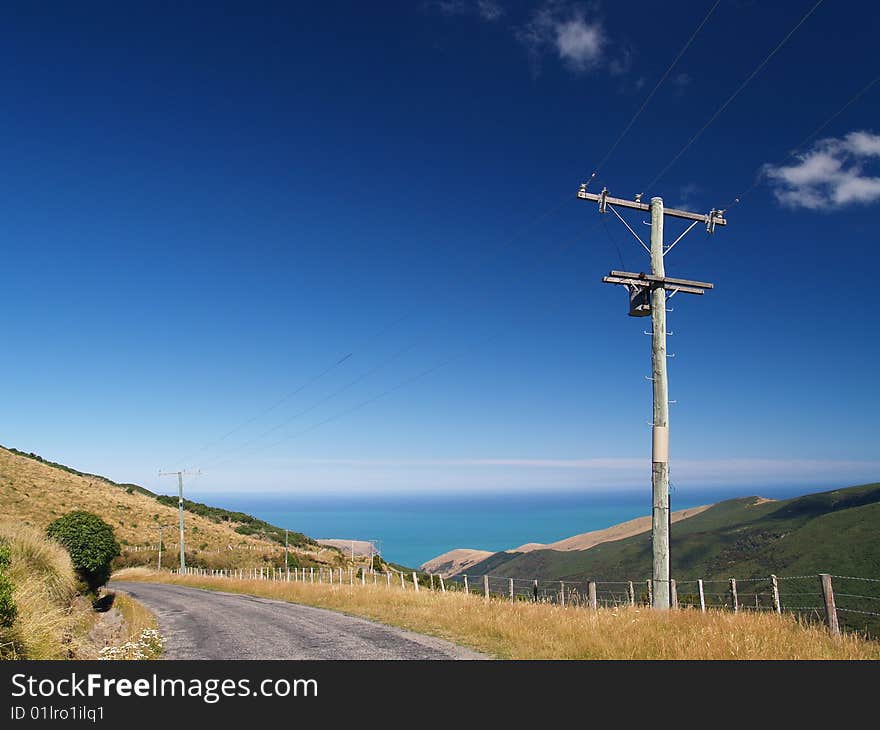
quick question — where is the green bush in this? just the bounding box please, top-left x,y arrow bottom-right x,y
46,512 -> 120,595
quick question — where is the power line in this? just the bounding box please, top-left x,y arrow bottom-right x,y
643,0 -> 826,193
585,0 -> 721,187
172,194 -> 575,469
201,225 -> 594,469
724,72 -> 880,209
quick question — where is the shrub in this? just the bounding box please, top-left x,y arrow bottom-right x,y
46,512 -> 120,595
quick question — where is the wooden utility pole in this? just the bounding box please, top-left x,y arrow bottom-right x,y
578,185 -> 725,609
158,469 -> 200,572
156,524 -> 171,571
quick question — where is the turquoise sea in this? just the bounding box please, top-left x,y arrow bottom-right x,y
191,484 -> 811,568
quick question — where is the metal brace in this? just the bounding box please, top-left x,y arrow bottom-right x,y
598,186 -> 609,214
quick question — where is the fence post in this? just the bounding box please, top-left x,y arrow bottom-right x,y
483,575 -> 489,601
819,574 -> 840,635
439,574 -> 446,593
386,571 -> 391,587
361,569 -> 366,586
729,578 -> 739,613
429,574 -> 435,590
533,579 -> 538,602
311,567 -> 314,583
670,579 -> 678,609
698,579 -> 706,612
412,572 -> 419,592
463,574 -> 469,595
560,581 -> 565,607
770,574 -> 781,614
509,578 -> 514,601
349,568 -> 353,585
588,581 -> 598,610
373,571 -> 377,586
646,579 -> 653,607
628,581 -> 635,607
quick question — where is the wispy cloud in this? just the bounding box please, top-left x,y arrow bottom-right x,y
763,130 -> 880,210
199,455 -> 880,494
424,0 -> 503,21
477,0 -> 504,21
517,4 -> 605,75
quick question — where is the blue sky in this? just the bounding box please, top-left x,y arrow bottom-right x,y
1,1 -> 878,497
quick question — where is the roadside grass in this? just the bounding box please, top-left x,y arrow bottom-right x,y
113,568 -> 880,660
0,522 -> 81,659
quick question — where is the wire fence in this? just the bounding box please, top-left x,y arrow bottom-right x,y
168,565 -> 880,638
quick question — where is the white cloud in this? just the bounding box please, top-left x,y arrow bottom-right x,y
763,131 -> 880,210
518,4 -> 606,75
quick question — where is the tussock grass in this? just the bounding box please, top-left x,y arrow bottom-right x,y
0,446 -> 334,568
0,522 -> 80,659
114,568 -> 880,660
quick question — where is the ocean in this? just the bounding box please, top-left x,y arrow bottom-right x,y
192,484 -> 811,568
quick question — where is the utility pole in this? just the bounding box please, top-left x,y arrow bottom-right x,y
158,469 -> 200,572
156,524 -> 171,571
578,185 -> 725,609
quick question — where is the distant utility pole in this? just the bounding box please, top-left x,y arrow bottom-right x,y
158,469 -> 201,572
156,524 -> 172,571
578,185 -> 726,609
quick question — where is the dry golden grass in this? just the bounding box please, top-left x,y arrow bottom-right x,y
0,447 -> 335,567
114,568 -> 880,660
0,522 -> 82,659
113,591 -> 158,641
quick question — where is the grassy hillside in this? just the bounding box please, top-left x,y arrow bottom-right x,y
460,484 -> 880,583
0,445 -> 341,570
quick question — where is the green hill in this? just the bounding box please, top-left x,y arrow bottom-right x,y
457,483 -> 880,634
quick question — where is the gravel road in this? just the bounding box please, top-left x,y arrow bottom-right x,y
110,581 -> 486,660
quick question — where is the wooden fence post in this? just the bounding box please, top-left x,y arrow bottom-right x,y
483,575 -> 489,601
439,575 -> 446,593
819,574 -> 840,635
588,581 -> 598,610
463,575 -> 469,595
628,581 -> 635,607
311,567 -> 314,583
361,569 -> 366,586
533,579 -> 538,602
400,571 -> 405,589
646,579 -> 652,607
349,568 -> 353,585
373,571 -> 377,585
698,579 -> 706,612
559,581 -> 565,607
429,574 -> 435,590
670,579 -> 678,609
509,578 -> 514,601
729,578 -> 739,613
412,572 -> 419,592
771,574 -> 781,614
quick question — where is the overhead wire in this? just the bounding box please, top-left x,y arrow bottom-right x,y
723,72 -> 880,210
200,222 -> 596,469
172,192 -> 576,469
585,0 -> 721,188
643,0 -> 826,193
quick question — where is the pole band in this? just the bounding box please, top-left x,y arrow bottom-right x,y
652,425 -> 669,463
